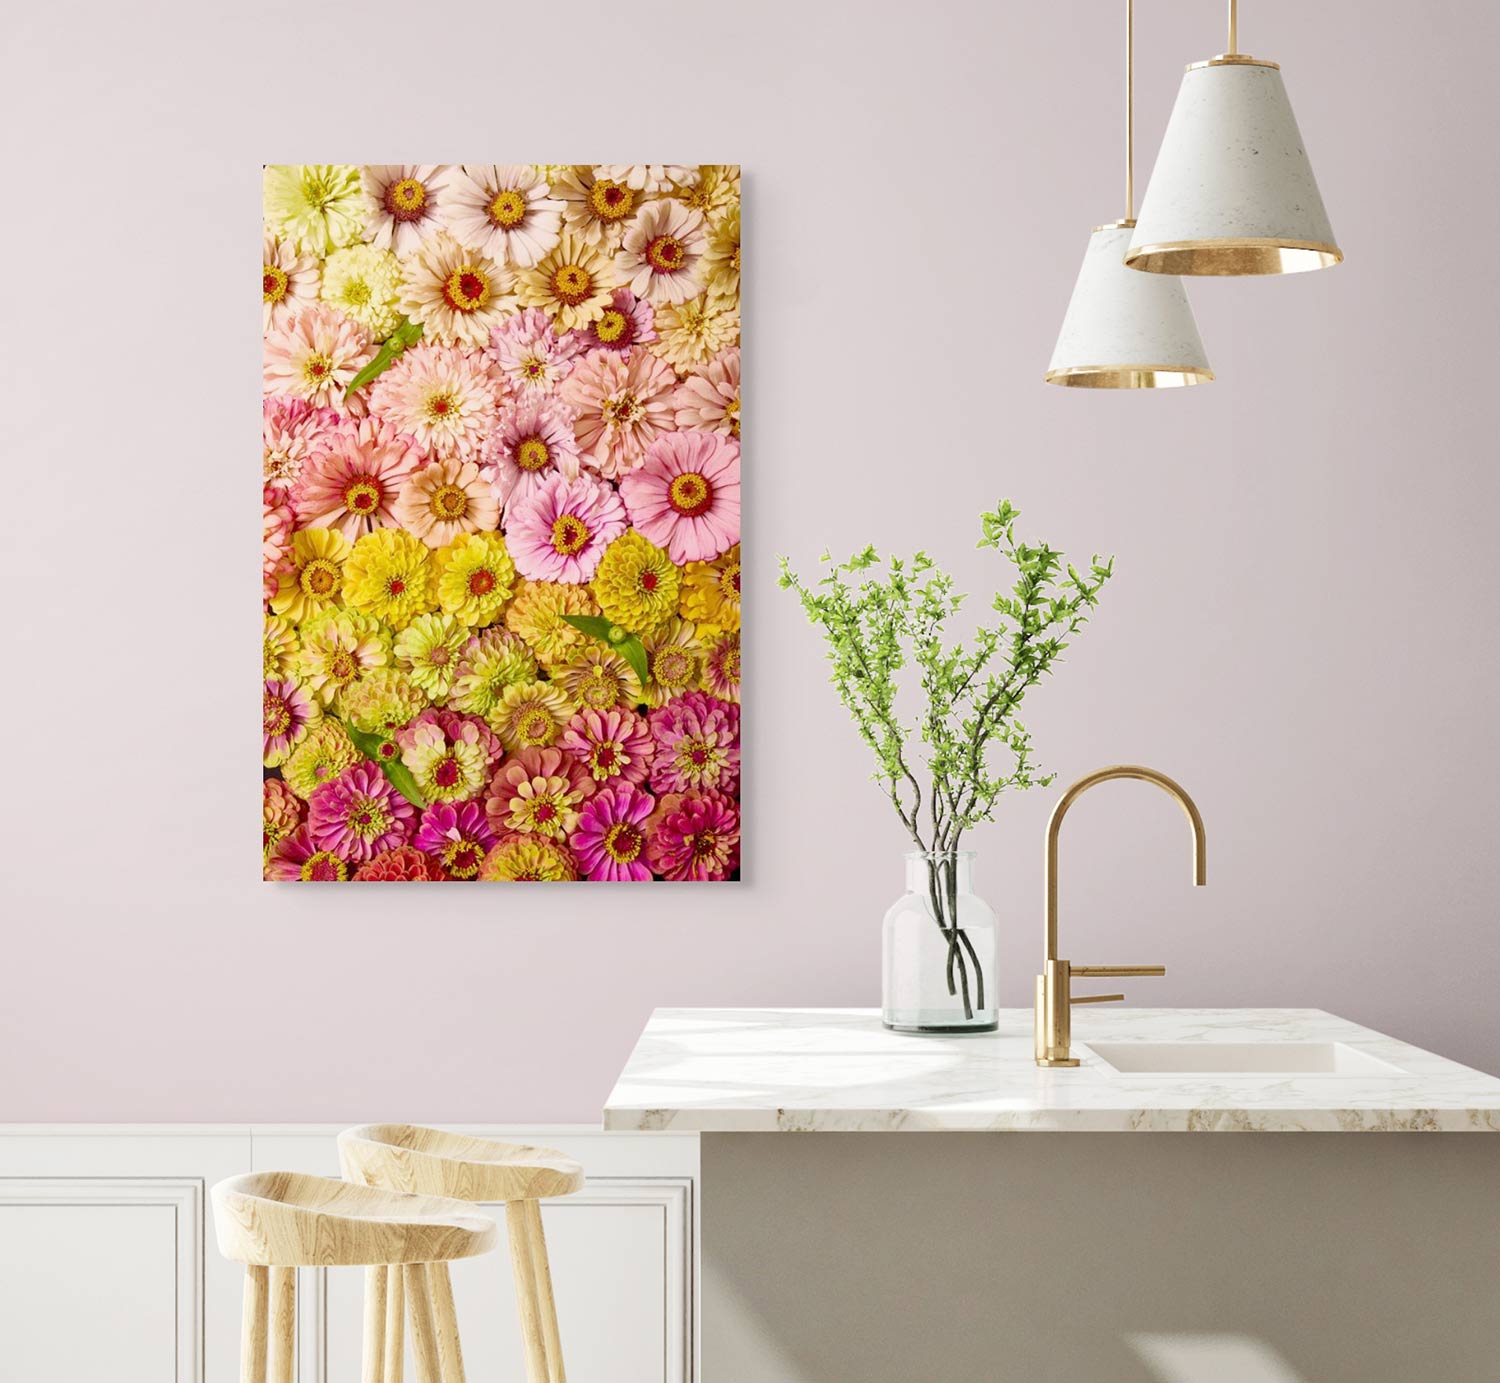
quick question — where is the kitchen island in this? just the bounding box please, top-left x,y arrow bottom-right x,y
605,1008 -> 1500,1382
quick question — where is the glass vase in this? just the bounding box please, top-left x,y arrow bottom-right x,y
882,850 -> 998,1033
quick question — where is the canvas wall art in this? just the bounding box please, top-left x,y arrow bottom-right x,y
262,165 -> 741,882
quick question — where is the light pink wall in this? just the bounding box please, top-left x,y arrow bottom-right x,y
3,1 -> 1496,1122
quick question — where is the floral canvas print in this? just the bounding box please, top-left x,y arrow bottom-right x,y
262,165 -> 741,882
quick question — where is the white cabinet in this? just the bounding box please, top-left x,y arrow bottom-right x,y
0,1127 -> 695,1383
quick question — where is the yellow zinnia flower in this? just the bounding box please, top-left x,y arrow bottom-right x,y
652,294 -> 740,373
699,205 -> 740,302
435,531 -> 517,626
263,615 -> 300,680
342,528 -> 437,631
673,165 -> 741,218
514,231 -> 621,331
262,165 -> 364,255
555,645 -> 644,712
641,619 -> 709,707
294,609 -> 391,707
486,680 -> 573,753
393,612 -> 471,702
504,579 -> 599,667
283,720 -> 360,799
679,543 -> 741,631
320,244 -> 404,340
272,526 -> 352,624
592,531 -> 681,635
340,666 -> 429,736
478,836 -> 578,882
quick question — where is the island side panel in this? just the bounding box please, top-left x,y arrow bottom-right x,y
701,1132 -> 1499,1383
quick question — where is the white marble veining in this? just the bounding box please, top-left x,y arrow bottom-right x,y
602,1008 -> 1500,1133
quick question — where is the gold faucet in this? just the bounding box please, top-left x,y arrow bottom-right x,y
1034,765 -> 1207,1067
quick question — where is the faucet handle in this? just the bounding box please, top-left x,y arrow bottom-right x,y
1071,965 -> 1167,978
1036,960 -> 1168,1066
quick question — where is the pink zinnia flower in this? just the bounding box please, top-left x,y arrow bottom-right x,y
393,457 -> 499,548
263,486 -> 294,601
703,630 -> 741,702
620,432 -> 740,564
368,342 -> 503,462
572,783 -> 655,881
645,790 -> 740,881
573,289 -> 656,355
506,473 -> 628,584
263,305 -> 375,414
484,746 -> 592,840
292,418 -> 424,541
486,308 -> 585,396
396,708 -> 502,803
264,395 -> 345,491
263,778 -> 304,853
353,846 -> 446,881
673,347 -> 739,438
413,800 -> 497,880
307,761 -> 414,863
649,691 -> 740,795
560,707 -> 654,791
264,826 -> 351,882
559,347 -> 678,479
263,677 -> 319,767
481,397 -> 582,515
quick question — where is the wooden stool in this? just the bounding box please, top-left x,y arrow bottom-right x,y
339,1124 -> 585,1383
212,1170 -> 498,1383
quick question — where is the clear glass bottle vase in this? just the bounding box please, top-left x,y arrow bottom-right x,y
882,850 -> 998,1033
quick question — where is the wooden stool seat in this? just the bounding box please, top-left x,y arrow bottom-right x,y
212,1170 -> 499,1383
339,1124 -> 585,1203
340,1124 -> 581,1383
213,1170 -> 499,1266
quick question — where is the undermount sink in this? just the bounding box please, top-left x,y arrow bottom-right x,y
1086,1042 -> 1406,1077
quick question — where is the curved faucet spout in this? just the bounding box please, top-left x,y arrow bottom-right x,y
1044,764 -> 1207,962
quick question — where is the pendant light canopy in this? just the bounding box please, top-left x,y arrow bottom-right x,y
1046,0 -> 1211,388
1126,0 -> 1341,276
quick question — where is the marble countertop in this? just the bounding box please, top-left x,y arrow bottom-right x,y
602,1008 -> 1500,1133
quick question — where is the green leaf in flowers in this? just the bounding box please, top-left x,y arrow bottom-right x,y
560,613 -> 652,687
339,719 -> 427,809
345,318 -> 424,396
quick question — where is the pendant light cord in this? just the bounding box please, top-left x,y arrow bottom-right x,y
1125,0 -> 1134,220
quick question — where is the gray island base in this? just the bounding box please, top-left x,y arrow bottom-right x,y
606,1009 -> 1500,1382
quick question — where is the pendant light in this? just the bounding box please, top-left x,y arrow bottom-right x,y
1126,0 -> 1341,275
1046,0 -> 1212,389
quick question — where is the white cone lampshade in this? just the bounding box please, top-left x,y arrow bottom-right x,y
1046,223 -> 1212,388
1126,57 -> 1340,275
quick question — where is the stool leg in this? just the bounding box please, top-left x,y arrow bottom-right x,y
362,1265 -> 388,1383
428,1262 -> 468,1383
405,1263 -> 442,1383
240,1265 -> 269,1383
505,1200 -> 548,1383
523,1200 -> 566,1383
384,1264 -> 406,1383
269,1267 -> 295,1383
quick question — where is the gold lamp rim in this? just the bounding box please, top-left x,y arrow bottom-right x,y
1186,53 -> 1281,71
1044,365 -> 1215,390
1124,237 -> 1343,277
